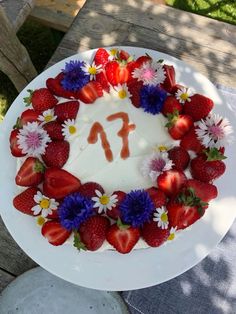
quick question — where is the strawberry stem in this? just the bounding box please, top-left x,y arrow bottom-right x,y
204,148 -> 226,161
23,89 -> 33,106
73,231 -> 87,251
177,188 -> 208,216
117,217 -> 130,230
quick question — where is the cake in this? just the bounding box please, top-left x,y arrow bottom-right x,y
10,47 -> 234,254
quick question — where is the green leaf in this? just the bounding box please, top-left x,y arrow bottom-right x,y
23,89 -> 33,106
73,231 -> 87,251
117,217 -> 130,230
205,147 -> 227,161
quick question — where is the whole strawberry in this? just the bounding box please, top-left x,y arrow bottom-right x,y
9,129 -> 26,157
77,182 -> 104,198
168,146 -> 190,171
43,121 -> 64,141
106,191 -> 126,220
141,221 -> 169,247
127,79 -> 143,108
46,72 -> 79,99
94,48 -> 110,68
183,94 -> 214,121
146,187 -> 167,208
54,101 -> 80,123
184,179 -> 218,203
13,187 -> 38,216
42,140 -> 69,168
180,127 -> 204,153
190,148 -> 226,182
24,88 -> 58,112
162,96 -> 182,116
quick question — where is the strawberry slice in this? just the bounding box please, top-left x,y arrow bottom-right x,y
24,88 -> 58,112
43,168 -> 81,199
94,48 -> 110,68
183,94 -> 214,121
13,187 -> 38,216
41,221 -> 71,246
106,219 -> 140,254
15,157 -> 45,187
106,191 -> 126,220
157,169 -> 187,197
16,109 -> 39,127
180,127 -> 204,153
146,187 -> 167,208
43,121 -> 64,140
54,101 -> 80,123
9,129 -> 26,157
184,179 -> 218,203
46,72 -> 78,99
141,221 -> 169,247
42,140 -> 69,168
77,81 -> 103,104
77,182 -> 104,198
166,111 -> 193,140
105,60 -> 135,86
161,96 -> 182,116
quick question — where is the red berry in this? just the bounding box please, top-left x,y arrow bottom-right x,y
54,101 -> 80,123
42,221 -> 71,246
127,79 -> 143,108
184,179 -> 218,203
168,146 -> 190,170
43,121 -> 64,140
167,113 -> 193,140
183,94 -> 214,121
160,65 -> 176,93
142,221 -> 169,247
15,157 -> 45,187
157,169 -> 187,197
26,88 -> 58,112
94,48 -> 110,67
46,72 -> 78,99
9,129 -> 26,157
146,187 -> 167,208
13,187 -> 38,216
162,96 -> 182,116
180,127 -> 204,153
42,141 -> 69,168
106,191 -> 126,220
77,182 -> 104,198
77,81 -> 103,104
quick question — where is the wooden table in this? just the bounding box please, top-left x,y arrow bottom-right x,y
0,0 -> 236,293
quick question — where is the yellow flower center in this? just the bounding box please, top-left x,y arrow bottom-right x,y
44,114 -> 53,122
110,48 -> 118,56
39,198 -> 50,209
99,195 -> 110,205
37,216 -> 46,226
69,125 -> 77,134
168,233 -> 175,241
88,66 -> 97,75
180,93 -> 189,101
161,212 -> 168,223
158,145 -> 168,152
118,89 -> 127,99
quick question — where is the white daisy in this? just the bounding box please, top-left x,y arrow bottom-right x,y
114,84 -> 131,100
108,48 -> 118,60
17,122 -> 51,157
153,207 -> 169,229
81,61 -> 102,80
140,151 -> 173,182
92,190 -> 118,214
175,87 -> 193,104
32,191 -> 59,218
62,119 -> 78,140
153,143 -> 172,153
38,109 -> 57,125
167,227 -> 178,241
132,61 -> 166,86
195,113 -> 234,149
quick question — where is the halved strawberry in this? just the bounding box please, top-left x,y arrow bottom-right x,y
166,111 -> 193,140
157,169 -> 187,197
42,140 -> 69,168
43,121 -> 64,140
106,191 -> 126,220
41,221 -> 71,246
94,48 -> 110,68
141,221 -> 169,247
43,168 -> 81,199
183,94 -> 214,121
54,101 -> 80,123
46,73 -> 78,99
24,88 -> 58,112
9,129 -> 26,157
77,81 -> 103,104
146,187 -> 167,208
180,127 -> 204,153
106,219 -> 140,254
13,187 -> 38,216
184,179 -> 218,203
168,146 -> 190,171
105,60 -> 135,86
77,182 -> 104,198
18,109 -> 39,126
15,157 -> 45,187
162,96 -> 182,116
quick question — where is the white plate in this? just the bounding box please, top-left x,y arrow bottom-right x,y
0,47 -> 236,291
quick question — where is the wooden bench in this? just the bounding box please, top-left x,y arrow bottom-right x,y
0,0 -> 37,92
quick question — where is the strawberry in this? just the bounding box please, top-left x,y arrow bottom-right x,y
54,101 -> 80,123
161,64 -> 176,93
77,81 -> 103,104
42,140 -> 69,168
146,187 -> 167,208
15,157 -> 45,187
77,182 -> 104,198
180,127 -> 204,153
119,49 -> 130,61
141,221 -> 169,247
183,94 -> 214,121
13,187 -> 38,216
166,111 -> 193,140
161,96 -> 182,116
127,79 -> 143,108
9,129 -> 26,157
190,148 -> 226,182
43,168 -> 81,199
106,219 -> 140,254
47,209 -> 59,220
16,109 -> 39,127
43,121 -> 64,140
171,84 -> 185,95
167,188 -> 207,230
135,54 -> 152,68
94,48 -> 110,67
46,73 -> 78,99
41,221 -> 71,246
105,60 -> 135,86
106,191 -> 126,220
157,169 -> 187,197
75,216 -> 110,251
24,88 -> 58,112
168,146 -> 190,170
95,72 -> 110,93
184,179 -> 218,203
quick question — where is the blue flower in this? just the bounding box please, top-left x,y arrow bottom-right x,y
58,193 -> 93,231
120,190 -> 155,227
61,60 -> 90,91
140,85 -> 167,115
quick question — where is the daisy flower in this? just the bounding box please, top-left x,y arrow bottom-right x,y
132,61 -> 166,86
108,48 -> 118,60
175,87 -> 193,104
17,122 -> 51,157
114,84 -> 131,100
38,109 -> 57,124
167,227 -> 177,241
32,191 -> 59,218
81,61 -> 102,80
141,151 -> 173,182
153,143 -> 172,153
195,113 -> 234,149
92,190 -> 118,214
153,207 -> 169,229
62,119 -> 78,140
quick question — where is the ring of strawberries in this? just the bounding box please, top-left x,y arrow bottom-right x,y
10,48 -> 232,254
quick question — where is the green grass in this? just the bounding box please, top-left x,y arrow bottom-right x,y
166,0 -> 236,25
0,20 -> 64,121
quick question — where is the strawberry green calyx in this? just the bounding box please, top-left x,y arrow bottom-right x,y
165,109 -> 179,128
204,147 -> 226,161
13,117 -> 22,129
34,160 -> 45,173
157,59 -> 164,64
117,217 -> 130,230
23,89 -> 33,106
177,188 -> 208,216
73,231 -> 87,251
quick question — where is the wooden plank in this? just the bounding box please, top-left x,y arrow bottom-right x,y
0,269 -> 15,293
0,0 -> 35,32
30,0 -> 86,32
0,217 -> 37,276
47,0 -> 236,88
